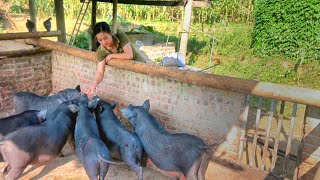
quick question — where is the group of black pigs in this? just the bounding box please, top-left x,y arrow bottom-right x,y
0,85 -> 215,180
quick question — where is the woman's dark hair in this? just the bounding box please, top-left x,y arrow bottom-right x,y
93,22 -> 111,36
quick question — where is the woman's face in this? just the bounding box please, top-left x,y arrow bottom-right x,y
96,32 -> 113,48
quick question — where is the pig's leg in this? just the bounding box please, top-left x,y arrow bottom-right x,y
129,163 -> 142,180
197,151 -> 211,180
1,162 -> 10,177
67,133 -> 76,155
99,163 -> 109,180
122,151 -> 143,180
140,150 -> 148,167
4,164 -> 28,180
84,160 -> 99,180
185,154 -> 202,180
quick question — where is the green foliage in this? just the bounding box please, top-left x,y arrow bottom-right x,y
35,0 -> 55,17
0,22 -> 4,33
7,0 -> 28,14
252,0 -> 320,61
72,32 -> 90,50
211,0 -> 254,23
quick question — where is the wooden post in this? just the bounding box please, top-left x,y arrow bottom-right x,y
0,31 -> 62,40
112,0 -> 118,33
179,0 -> 194,63
28,0 -> 37,31
54,0 -> 67,43
91,0 -> 97,51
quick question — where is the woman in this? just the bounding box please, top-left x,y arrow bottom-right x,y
84,22 -> 144,96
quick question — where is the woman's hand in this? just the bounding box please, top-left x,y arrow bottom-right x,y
84,84 -> 98,98
105,54 -> 113,64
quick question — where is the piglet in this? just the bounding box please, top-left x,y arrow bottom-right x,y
74,97 -> 121,180
0,98 -> 82,180
89,96 -> 144,180
121,100 -> 215,180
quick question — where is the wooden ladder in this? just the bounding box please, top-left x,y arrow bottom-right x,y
69,0 -> 91,45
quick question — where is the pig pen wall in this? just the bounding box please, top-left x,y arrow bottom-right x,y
0,52 -> 52,113
50,50 -> 246,161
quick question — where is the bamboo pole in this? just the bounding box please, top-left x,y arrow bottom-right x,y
0,31 -> 61,40
261,99 -> 275,171
283,103 -> 298,177
237,94 -> 251,162
25,38 -> 320,108
250,97 -> 263,167
271,100 -> 285,171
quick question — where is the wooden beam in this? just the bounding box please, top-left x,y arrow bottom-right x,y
98,0 -> 182,6
0,47 -> 50,57
97,0 -> 211,7
54,0 -> 67,43
26,38 -> 96,61
0,31 -> 62,40
27,38 -> 320,108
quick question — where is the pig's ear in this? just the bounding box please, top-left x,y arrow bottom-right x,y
88,98 -> 99,109
75,85 -> 81,92
120,105 -> 134,119
111,102 -> 118,109
97,105 -> 104,113
142,100 -> 150,111
68,104 -> 79,113
57,99 -> 64,104
37,110 -> 47,120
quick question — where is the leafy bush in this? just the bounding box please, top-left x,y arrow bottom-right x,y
72,32 -> 90,50
0,22 -> 4,33
252,0 -> 320,60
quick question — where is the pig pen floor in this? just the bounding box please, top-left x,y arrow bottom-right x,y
0,143 -> 279,180
0,109 -> 277,180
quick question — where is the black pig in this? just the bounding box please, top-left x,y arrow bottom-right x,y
13,85 -> 82,117
121,100 -> 215,180
0,110 -> 46,161
75,99 -> 121,180
0,98 -> 81,180
89,96 -> 144,180
0,110 -> 46,141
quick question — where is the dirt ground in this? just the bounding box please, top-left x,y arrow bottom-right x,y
0,141 -> 278,180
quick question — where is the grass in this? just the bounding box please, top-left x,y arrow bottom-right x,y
138,20 -> 320,90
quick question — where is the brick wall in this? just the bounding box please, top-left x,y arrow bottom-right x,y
298,106 -> 320,179
51,50 -> 246,161
0,52 -> 52,113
